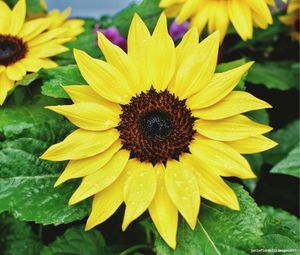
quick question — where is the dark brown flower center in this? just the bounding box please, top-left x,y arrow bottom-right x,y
117,88 -> 196,165
0,35 -> 28,66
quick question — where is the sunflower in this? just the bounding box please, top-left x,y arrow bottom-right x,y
0,0 -> 84,105
160,0 -> 275,42
41,13 -> 277,248
280,0 -> 300,41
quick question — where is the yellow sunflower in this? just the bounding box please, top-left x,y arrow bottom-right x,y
160,0 -> 275,42
0,0 -> 84,105
280,0 -> 300,41
41,13 -> 277,249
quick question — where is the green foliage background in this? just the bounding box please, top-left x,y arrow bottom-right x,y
0,0 -> 299,254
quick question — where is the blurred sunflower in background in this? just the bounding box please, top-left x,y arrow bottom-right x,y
0,0 -> 84,105
159,0 -> 276,42
280,0 -> 300,41
41,13 -> 277,248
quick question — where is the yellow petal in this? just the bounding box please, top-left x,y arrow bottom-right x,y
148,13 -> 176,91
21,58 -> 57,72
174,27 -> 199,69
0,72 -> 14,105
85,174 -> 124,230
27,43 -> 69,58
46,103 -> 120,131
190,3 -> 209,35
174,31 -> 220,99
165,160 -> 200,229
128,14 -> 151,92
195,115 -> 273,141
0,1 -> 11,34
98,32 -> 140,94
27,27 -> 67,47
74,49 -> 132,104
184,154 -> 240,210
176,0 -> 199,23
252,11 -> 269,29
10,0 -> 26,35
245,0 -> 273,24
149,164 -> 178,249
122,162 -> 157,230
54,140 -> 122,187
225,135 -> 278,154
228,0 -> 253,40
40,128 -> 119,161
193,91 -> 272,120
6,62 -> 26,81
190,137 -> 255,179
187,62 -> 254,109
19,18 -> 52,42
210,1 -> 230,42
69,150 -> 129,205
63,85 -> 119,110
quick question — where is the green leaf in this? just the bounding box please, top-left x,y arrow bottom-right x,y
150,183 -> 264,254
0,213 -> 42,255
40,65 -> 86,99
260,206 -> 299,253
111,0 -> 162,36
243,154 -> 263,193
15,73 -> 40,87
270,143 -> 300,178
247,61 -> 299,90
0,94 -> 90,224
264,119 -> 299,165
216,59 -> 248,91
41,226 -> 113,255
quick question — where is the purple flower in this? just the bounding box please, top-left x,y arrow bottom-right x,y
94,24 -> 127,52
169,20 -> 189,41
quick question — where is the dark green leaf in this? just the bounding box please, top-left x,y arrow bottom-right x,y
40,65 -> 86,99
0,94 -> 90,224
260,206 -> 299,253
243,154 -> 264,193
41,226 -> 113,255
263,119 -> 299,165
111,0 -> 162,36
270,143 -> 300,178
247,61 -> 299,90
0,213 -> 42,255
150,183 -> 264,255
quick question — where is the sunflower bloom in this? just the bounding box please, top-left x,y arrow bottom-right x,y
280,0 -> 300,41
0,0 -> 84,105
41,13 -> 277,249
160,0 -> 275,42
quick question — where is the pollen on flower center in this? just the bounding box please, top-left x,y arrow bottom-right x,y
117,88 -> 196,165
0,35 -> 28,66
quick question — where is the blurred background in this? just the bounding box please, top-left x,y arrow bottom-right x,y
45,0 -> 138,17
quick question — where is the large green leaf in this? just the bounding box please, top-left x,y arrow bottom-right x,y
247,61 -> 299,91
260,206 -> 299,253
151,183 -> 264,255
111,0 -> 162,35
270,143 -> 300,178
41,226 -> 113,255
0,213 -> 42,255
263,119 -> 299,165
0,93 -> 90,224
40,65 -> 86,99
